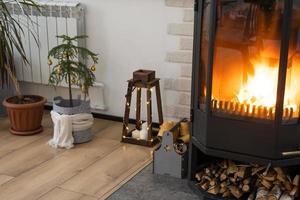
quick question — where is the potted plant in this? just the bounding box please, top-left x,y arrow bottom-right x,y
1,0 -> 47,135
48,35 -> 98,143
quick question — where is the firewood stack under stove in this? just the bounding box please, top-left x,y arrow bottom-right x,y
195,160 -> 299,200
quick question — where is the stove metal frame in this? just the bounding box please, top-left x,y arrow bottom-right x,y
190,0 -> 300,175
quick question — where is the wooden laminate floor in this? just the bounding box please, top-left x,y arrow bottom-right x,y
0,111 -> 153,200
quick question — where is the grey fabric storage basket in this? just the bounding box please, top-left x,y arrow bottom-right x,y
53,96 -> 93,144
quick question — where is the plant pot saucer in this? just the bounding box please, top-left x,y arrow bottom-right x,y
9,126 -> 43,136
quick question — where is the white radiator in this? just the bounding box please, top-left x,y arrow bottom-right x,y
9,0 -> 85,84
8,0 -> 107,111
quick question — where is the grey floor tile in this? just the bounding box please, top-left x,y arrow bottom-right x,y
108,164 -> 200,200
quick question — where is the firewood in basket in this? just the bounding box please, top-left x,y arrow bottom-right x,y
273,180 -> 281,185
256,187 -> 269,200
283,180 -> 293,191
207,185 -> 220,195
230,177 -> 238,184
277,174 -> 287,183
268,185 -> 282,200
220,160 -> 228,169
219,186 -> 227,194
263,173 -> 277,182
195,172 -> 204,182
292,175 -> 299,186
274,168 -> 285,176
289,186 -> 298,197
209,179 -> 217,187
220,181 -> 229,188
263,163 -> 272,176
212,169 -> 217,175
261,179 -> 273,190
200,182 -> 210,191
248,192 -> 255,200
252,166 -> 266,176
220,172 -> 227,181
244,177 -> 252,185
287,176 -> 292,184
227,160 -> 239,175
242,184 -> 251,193
215,168 -> 224,178
205,168 -> 211,176
202,175 -> 212,182
223,190 -> 231,198
229,186 -> 243,199
279,192 -> 294,200
235,166 -> 247,179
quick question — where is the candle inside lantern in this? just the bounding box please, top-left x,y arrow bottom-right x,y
132,129 -> 140,139
140,122 -> 148,140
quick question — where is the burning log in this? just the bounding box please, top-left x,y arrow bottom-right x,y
219,101 -> 224,111
229,102 -> 235,113
212,100 -> 217,110
235,102 -> 240,115
263,107 -> 268,119
289,108 -> 294,120
268,107 -> 274,120
252,105 -> 257,117
257,106 -> 263,118
224,101 -> 229,112
246,104 -> 251,116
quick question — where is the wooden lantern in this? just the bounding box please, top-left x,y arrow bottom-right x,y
122,70 -> 163,147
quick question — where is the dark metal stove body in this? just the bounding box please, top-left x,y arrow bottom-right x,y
190,0 -> 300,175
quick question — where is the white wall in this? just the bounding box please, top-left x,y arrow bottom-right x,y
22,0 -> 185,122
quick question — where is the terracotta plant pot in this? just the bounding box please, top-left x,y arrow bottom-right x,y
3,95 -> 46,135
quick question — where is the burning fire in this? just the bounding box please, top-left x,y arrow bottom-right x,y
236,62 -> 298,115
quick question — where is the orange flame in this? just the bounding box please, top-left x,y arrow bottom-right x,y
237,62 -> 298,112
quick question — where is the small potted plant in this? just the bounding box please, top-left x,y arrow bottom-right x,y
48,35 -> 98,143
2,0 -> 47,135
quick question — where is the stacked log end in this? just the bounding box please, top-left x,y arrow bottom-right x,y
195,160 -> 299,200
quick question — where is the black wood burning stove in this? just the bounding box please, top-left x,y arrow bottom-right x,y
189,0 -> 300,180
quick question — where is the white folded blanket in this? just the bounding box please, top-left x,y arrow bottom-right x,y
48,110 -> 94,149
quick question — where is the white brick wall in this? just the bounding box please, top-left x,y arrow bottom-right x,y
180,64 -> 192,77
166,51 -> 193,64
180,37 -> 193,50
165,0 -> 194,8
183,9 -> 194,22
164,0 -> 194,119
168,23 -> 194,36
164,77 -> 191,91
